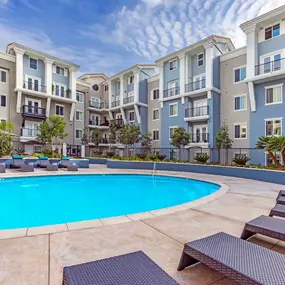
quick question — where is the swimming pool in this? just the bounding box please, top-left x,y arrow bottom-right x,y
0,174 -> 220,229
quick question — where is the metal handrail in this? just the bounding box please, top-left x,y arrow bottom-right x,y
255,58 -> 285,75
163,86 -> 180,98
185,106 -> 209,117
23,81 -> 46,93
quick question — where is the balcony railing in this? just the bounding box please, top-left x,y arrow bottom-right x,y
53,89 -> 72,99
21,128 -> 39,138
111,100 -> 120,108
23,81 -> 46,93
89,119 -> 109,127
89,101 -> 109,109
22,105 -> 46,118
185,106 -> 209,118
255,58 -> 285,75
110,119 -> 124,128
123,96 -> 134,104
163,86 -> 180,98
190,133 -> 209,143
185,78 -> 206,93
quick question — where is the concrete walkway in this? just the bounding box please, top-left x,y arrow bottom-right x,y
0,165 -> 283,285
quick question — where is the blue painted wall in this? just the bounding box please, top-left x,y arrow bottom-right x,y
163,59 -> 180,89
258,34 -> 285,61
127,83 -> 134,92
23,55 -> 45,85
52,72 -> 70,88
208,91 -> 220,148
191,52 -> 206,78
125,108 -> 137,124
139,72 -> 148,104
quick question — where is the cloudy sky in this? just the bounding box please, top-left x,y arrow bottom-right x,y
0,0 -> 284,76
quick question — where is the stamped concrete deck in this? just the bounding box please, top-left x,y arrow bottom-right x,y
0,165 -> 283,285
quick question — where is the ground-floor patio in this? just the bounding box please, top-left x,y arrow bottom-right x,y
0,165 -> 283,285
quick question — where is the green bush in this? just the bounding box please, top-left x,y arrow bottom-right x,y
136,153 -> 147,160
233,155 -> 250,166
149,154 -> 157,161
156,154 -> 167,161
106,151 -> 115,157
195,153 -> 210,164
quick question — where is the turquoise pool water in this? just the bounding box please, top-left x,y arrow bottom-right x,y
0,175 -> 220,229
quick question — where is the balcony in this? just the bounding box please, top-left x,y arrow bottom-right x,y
89,101 -> 109,109
163,86 -> 180,98
89,137 -> 109,144
22,105 -> 46,119
110,119 -> 124,128
53,89 -> 72,99
111,100 -> 120,108
185,106 -> 209,122
89,119 -> 109,128
255,58 -> 285,76
21,128 -> 39,138
190,133 -> 209,144
23,81 -> 46,93
123,96 -> 134,104
185,78 -> 206,93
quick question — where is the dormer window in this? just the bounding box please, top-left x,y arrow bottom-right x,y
265,24 -> 280,40
128,75 -> 134,84
30,58 -> 37,70
198,53 -> 204,67
169,59 -> 177,71
53,65 -> 68,77
56,66 -> 64,75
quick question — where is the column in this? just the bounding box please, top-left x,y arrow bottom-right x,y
46,97 -> 51,117
133,69 -> 140,103
158,63 -> 164,108
179,54 -> 185,96
69,67 -> 77,100
14,48 -> 25,89
81,145 -> 86,158
108,79 -> 112,107
204,43 -> 214,89
120,75 -> 124,106
44,58 -> 54,94
246,26 -> 258,78
70,102 -> 75,122
185,53 -> 189,85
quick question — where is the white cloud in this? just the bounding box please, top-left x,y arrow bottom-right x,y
0,0 -> 8,5
80,0 -> 285,60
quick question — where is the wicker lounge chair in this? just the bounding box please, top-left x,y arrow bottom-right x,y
269,203 -> 285,218
276,190 -> 285,201
61,160 -> 78,171
241,215 -> 285,241
63,251 -> 178,285
20,164 -> 34,172
38,158 -> 58,171
177,232 -> 285,285
0,165 -> 5,173
10,157 -> 26,169
277,196 -> 285,205
46,164 -> 58,171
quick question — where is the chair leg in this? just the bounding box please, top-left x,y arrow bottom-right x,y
269,210 -> 274,217
177,248 -> 199,271
240,228 -> 254,240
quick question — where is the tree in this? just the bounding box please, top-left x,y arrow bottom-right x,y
170,127 -> 190,160
268,136 -> 285,166
140,132 -> 152,155
37,121 -> 52,147
118,124 -> 141,155
216,123 -> 233,148
91,130 -> 102,153
109,121 -> 117,145
0,121 -> 14,157
81,127 -> 89,145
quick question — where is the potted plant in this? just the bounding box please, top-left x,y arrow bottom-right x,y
52,84 -> 55,94
66,89 -> 72,98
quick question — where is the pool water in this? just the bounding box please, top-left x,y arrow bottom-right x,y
0,175 -> 220,229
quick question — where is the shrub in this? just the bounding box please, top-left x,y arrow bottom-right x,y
106,151 -> 115,157
233,155 -> 250,166
149,154 -> 157,161
156,154 -> 166,161
136,153 -> 147,160
195,153 -> 210,164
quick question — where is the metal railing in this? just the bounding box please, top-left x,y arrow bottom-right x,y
53,89 -> 72,99
22,105 -> 46,118
89,119 -> 109,127
185,78 -> 206,93
123,96 -> 134,104
190,133 -> 209,143
89,101 -> 109,109
23,81 -> 46,93
110,118 -> 124,128
255,58 -> 285,75
163,86 -> 180,98
185,106 -> 209,118
21,128 -> 39,138
111,100 -> 120,108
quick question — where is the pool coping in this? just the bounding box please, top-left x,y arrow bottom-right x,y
0,170 -> 229,239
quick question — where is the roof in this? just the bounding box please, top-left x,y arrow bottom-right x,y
78,73 -> 108,81
220,46 -> 247,62
6,42 -> 80,69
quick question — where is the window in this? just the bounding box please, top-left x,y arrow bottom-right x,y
234,95 -> 246,111
56,66 -> 64,76
153,130 -> 159,141
75,111 -> 83,121
76,92 -> 83,103
104,85 -> 108,92
234,67 -> 246,82
152,89 -> 159,100
262,53 -> 282,73
76,129 -> 83,139
167,80 -> 179,96
234,124 -> 247,139
30,58 -> 37,69
129,111 -> 135,122
169,127 -> 177,139
55,105 -> 64,116
128,75 -> 134,84
0,95 -> 6,107
33,145 -> 42,153
169,59 -> 177,71
153,109 -> 160,120
193,74 -> 206,90
54,83 -> 66,97
0,70 -> 7,83
265,24 -> 280,40
197,53 -> 204,66
169,103 -> 178,117
265,85 -> 282,105
266,119 -> 282,136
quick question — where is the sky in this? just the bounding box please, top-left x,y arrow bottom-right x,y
0,0 -> 284,76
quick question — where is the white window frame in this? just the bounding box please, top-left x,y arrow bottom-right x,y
128,75 -> 134,85
53,82 -> 67,97
76,92 -> 83,103
193,73 -> 206,90
152,108 -> 160,121
264,23 -> 281,41
75,129 -> 83,139
169,102 -> 178,117
75,110 -> 83,121
104,85 -> 108,92
29,57 -> 38,70
0,94 -> 7,107
233,65 -> 246,84
25,75 -> 42,89
233,123 -> 247,140
197,52 -> 204,67
260,50 -> 283,74
265,84 -> 283,105
33,145 -> 42,153
0,69 -> 7,83
152,129 -> 160,141
169,126 -> 178,140
151,88 -> 159,100
265,117 -> 282,137
234,94 -> 247,112
129,110 -> 135,122
25,97 -> 41,107
169,59 -> 178,71
55,104 -> 65,117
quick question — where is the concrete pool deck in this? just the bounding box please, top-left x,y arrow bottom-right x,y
0,165 -> 284,284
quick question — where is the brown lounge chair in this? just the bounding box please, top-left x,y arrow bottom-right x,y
269,204 -> 285,218
277,196 -> 285,205
276,190 -> 285,200
241,215 -> 285,241
177,232 -> 285,284
63,251 -> 178,285
61,160 -> 78,171
10,158 -> 34,172
0,165 -> 5,173
39,159 -> 58,171
20,164 -> 34,172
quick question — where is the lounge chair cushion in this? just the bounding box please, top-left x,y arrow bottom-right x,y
39,156 -> 48,160
12,155 -> 23,159
61,157 -> 70,161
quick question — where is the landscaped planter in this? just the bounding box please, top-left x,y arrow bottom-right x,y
107,160 -> 285,185
88,158 -> 107,165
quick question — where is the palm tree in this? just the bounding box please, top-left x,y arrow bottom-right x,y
256,136 -> 282,168
268,136 -> 285,167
